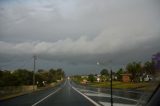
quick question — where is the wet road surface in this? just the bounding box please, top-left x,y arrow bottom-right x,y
0,79 -> 143,106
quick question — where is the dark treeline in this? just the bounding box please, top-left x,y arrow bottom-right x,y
73,60 -> 156,83
99,61 -> 155,82
0,68 -> 65,87
100,60 -> 156,82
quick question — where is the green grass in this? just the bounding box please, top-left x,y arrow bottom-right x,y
72,78 -> 151,89
86,81 -> 149,89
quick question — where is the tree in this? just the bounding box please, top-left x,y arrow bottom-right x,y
0,68 -> 65,87
100,69 -> 109,76
116,68 -> 124,81
56,68 -> 64,80
126,62 -> 143,82
12,69 -> 33,85
48,68 -> 65,82
37,69 -> 45,73
49,68 -> 57,82
88,74 -> 96,82
36,71 -> 50,87
143,61 -> 155,75
0,70 -> 19,86
0,70 -> 3,85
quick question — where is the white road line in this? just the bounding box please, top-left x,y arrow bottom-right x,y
107,89 -> 142,94
127,91 -> 142,94
112,95 -> 137,102
99,102 -> 136,106
78,88 -> 137,102
32,88 -> 61,106
77,89 -> 99,93
72,86 -> 101,106
32,81 -> 67,106
84,92 -> 111,97
68,81 -> 100,106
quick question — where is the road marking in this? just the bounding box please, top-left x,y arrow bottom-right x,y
70,82 -> 138,106
32,87 -> 61,106
84,92 -> 137,102
78,88 -> 138,102
72,86 -> 101,106
127,90 -> 142,94
84,92 -> 111,97
32,81 -> 67,106
99,102 -> 136,106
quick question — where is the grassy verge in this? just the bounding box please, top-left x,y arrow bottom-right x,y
89,81 -> 150,89
73,80 -> 150,90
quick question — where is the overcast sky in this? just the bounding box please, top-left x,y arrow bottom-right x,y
0,0 -> 160,75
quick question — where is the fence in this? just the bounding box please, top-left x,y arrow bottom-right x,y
0,85 -> 37,100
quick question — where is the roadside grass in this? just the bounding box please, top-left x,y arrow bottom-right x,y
136,82 -> 159,91
112,82 -> 149,89
81,81 -> 150,89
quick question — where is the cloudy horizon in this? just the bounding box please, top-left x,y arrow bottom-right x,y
0,0 -> 160,75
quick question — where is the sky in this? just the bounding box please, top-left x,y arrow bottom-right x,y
0,0 -> 160,75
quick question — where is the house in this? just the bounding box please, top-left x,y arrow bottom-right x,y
80,75 -> 88,84
81,75 -> 88,79
121,74 -> 132,82
144,75 -> 153,82
97,77 -> 100,82
81,79 -> 88,84
95,74 -> 101,82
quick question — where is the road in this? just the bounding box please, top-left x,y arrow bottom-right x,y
0,80 -> 140,106
0,80 -> 94,106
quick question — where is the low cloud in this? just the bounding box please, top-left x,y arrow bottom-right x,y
0,25 -> 159,62
0,0 -> 160,74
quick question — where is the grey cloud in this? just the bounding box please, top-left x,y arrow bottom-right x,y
0,0 -> 160,74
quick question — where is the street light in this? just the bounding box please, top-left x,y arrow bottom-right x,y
97,61 -> 113,106
97,62 -> 100,65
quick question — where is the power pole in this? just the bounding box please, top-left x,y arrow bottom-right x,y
110,69 -> 113,106
97,61 -> 113,106
33,55 -> 37,91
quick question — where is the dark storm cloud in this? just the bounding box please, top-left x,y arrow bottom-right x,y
0,0 -> 160,74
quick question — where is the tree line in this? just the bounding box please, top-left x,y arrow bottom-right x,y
101,60 -> 155,82
0,68 -> 65,87
73,60 -> 155,83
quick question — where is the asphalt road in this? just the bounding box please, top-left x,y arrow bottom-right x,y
71,81 -> 139,106
71,81 -> 143,100
0,80 -> 94,106
0,79 -> 142,106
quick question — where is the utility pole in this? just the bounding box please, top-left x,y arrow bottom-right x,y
33,55 -> 37,91
110,69 -> 113,106
97,61 -> 113,106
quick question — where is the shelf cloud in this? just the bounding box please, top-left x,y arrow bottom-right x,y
0,0 -> 160,74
